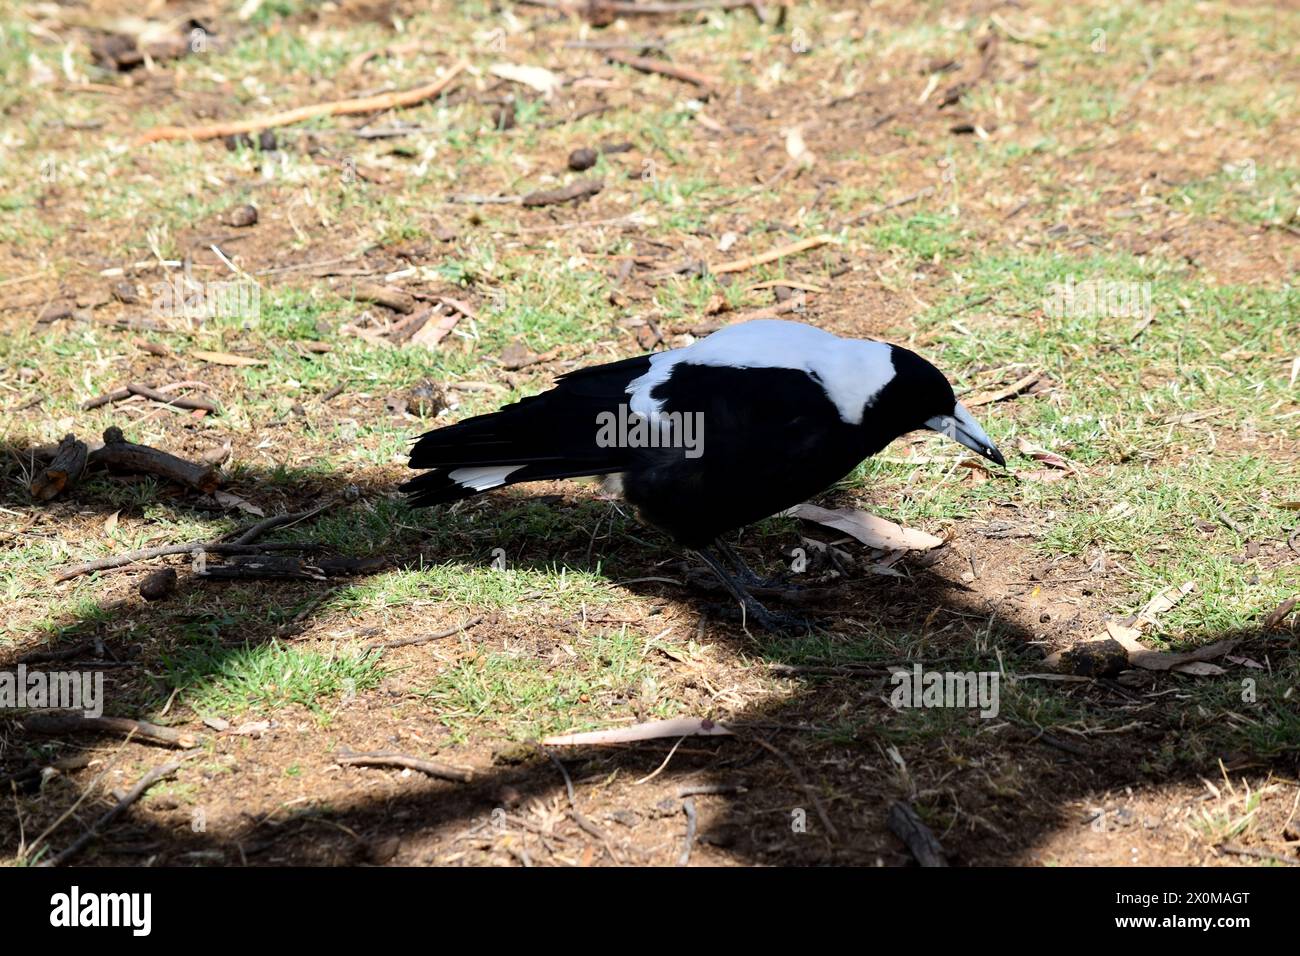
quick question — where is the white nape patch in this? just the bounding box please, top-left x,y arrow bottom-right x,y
448,465 -> 525,491
626,319 -> 895,425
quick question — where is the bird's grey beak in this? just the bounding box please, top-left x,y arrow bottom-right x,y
925,402 -> 1006,467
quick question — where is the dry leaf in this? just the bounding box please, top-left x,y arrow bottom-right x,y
1135,581 -> 1196,628
1105,621 -> 1237,673
1171,661 -> 1226,677
1016,437 -> 1076,472
408,311 -> 463,349
783,126 -> 815,167
489,63 -> 563,97
102,510 -> 119,536
542,717 -> 732,746
192,350 -> 264,367
232,720 -> 271,737
788,503 -> 944,551
212,490 -> 265,517
1225,655 -> 1265,670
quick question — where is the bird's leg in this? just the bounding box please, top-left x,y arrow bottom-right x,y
713,539 -> 765,587
714,539 -> 795,591
695,548 -> 810,633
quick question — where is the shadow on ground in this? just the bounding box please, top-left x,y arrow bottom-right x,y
2,442 -> 1297,866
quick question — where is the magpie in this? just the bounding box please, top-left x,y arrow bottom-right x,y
402,319 -> 1005,630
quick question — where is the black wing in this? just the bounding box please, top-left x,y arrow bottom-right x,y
401,353 -> 652,506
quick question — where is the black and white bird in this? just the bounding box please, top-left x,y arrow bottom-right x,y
402,319 -> 1004,629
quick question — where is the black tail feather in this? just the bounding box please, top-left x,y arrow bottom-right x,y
402,353 -> 651,507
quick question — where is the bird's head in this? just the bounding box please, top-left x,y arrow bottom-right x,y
879,345 -> 1006,467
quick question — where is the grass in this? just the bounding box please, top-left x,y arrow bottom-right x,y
164,639 -> 384,719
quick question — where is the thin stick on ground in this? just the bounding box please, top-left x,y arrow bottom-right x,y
23,713 -> 200,749
125,383 -> 219,413
337,750 -> 473,784
367,615 -> 484,650
546,750 -> 620,862
677,797 -> 698,866
521,178 -> 604,207
887,800 -> 948,867
227,503 -> 332,546
134,61 -> 468,145
841,186 -> 935,226
746,735 -> 840,842
54,541 -> 313,582
40,758 -> 189,867
711,234 -> 835,275
605,51 -> 720,91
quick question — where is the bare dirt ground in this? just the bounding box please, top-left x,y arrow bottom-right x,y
1,0 -> 1297,867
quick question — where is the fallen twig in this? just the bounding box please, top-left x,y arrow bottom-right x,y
543,716 -> 733,747
352,282 -> 416,314
842,186 -> 934,226
711,234 -> 835,275
1217,844 -> 1299,867
82,387 -> 130,410
125,383 -> 219,413
135,61 -> 468,145
367,615 -> 484,650
198,555 -> 385,581
963,369 -> 1041,408
678,797 -> 698,866
40,758 -> 189,867
337,749 -> 473,783
545,750 -> 619,863
747,736 -> 840,841
227,504 -> 331,546
54,541 -> 312,582
92,426 -> 219,493
605,51 -> 720,90
887,800 -> 948,867
23,713 -> 199,749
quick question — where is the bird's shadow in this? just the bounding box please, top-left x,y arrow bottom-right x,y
2,440 -> 1296,866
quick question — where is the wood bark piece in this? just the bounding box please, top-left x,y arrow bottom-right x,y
135,61 -> 468,144
197,554 -> 385,581
388,307 -> 433,343
353,283 -> 416,314
521,178 -> 604,207
30,434 -> 89,500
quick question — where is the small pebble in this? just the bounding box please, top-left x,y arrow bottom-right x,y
568,147 -> 598,171
139,567 -> 177,601
225,204 -> 258,228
